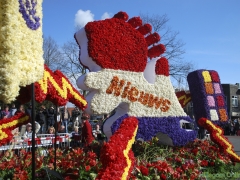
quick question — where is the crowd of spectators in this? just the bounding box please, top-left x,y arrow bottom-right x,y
0,103 -> 108,148
222,118 -> 240,136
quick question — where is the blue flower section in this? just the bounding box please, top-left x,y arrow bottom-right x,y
19,0 -> 41,30
111,114 -> 197,146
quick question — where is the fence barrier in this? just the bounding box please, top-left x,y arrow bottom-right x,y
0,133 -> 71,154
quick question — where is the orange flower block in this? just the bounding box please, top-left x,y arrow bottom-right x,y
219,109 -> 228,121
205,83 -> 214,94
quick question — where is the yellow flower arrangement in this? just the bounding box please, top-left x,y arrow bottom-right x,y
0,0 -> 44,103
202,71 -> 212,82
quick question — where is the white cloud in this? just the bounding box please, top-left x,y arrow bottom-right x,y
101,12 -> 112,20
74,9 -> 94,28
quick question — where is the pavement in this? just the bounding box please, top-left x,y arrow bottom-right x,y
225,136 -> 240,156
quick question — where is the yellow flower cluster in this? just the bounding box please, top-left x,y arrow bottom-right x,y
0,0 -> 44,103
122,125 -> 138,180
0,115 -> 29,141
202,71 -> 212,83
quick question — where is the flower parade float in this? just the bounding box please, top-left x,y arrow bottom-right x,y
74,11 -> 240,179
75,11 -> 197,146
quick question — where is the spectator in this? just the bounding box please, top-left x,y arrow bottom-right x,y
22,122 -> 41,139
14,104 -> 26,136
47,105 -> 55,129
11,127 -> 20,137
92,124 -> 102,139
198,127 -> 206,139
14,104 -> 25,115
71,126 -> 79,136
35,106 -> 47,134
54,107 -> 62,133
70,126 -> 81,147
56,107 -> 61,122
58,125 -> 66,133
71,107 -> 81,127
61,105 -> 70,133
9,103 -> 17,117
1,105 -> 11,119
11,127 -> 21,144
47,126 -> 55,134
81,113 -> 94,146
230,120 -> 235,135
26,104 -> 33,117
224,120 -> 231,135
234,119 -> 240,136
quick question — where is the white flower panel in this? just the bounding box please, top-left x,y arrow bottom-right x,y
85,69 -> 186,117
210,109 -> 219,121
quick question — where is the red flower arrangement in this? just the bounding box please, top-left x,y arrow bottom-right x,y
0,113 -> 30,146
137,24 -> 152,35
0,138 -> 238,179
127,17 -> 142,28
198,117 -> 240,162
85,18 -> 148,72
96,117 -> 138,180
80,11 -> 167,73
210,71 -> 220,82
36,65 -> 87,109
155,57 -> 169,76
16,64 -> 87,110
175,90 -> 192,108
216,95 -> 224,107
145,32 -> 160,46
113,11 -> 129,20
148,44 -> 166,59
139,165 -> 149,176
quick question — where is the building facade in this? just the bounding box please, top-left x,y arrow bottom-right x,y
222,83 -> 240,120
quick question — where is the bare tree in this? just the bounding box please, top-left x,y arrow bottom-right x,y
61,39 -> 87,95
43,36 -> 66,71
42,36 -> 87,96
140,13 -> 195,84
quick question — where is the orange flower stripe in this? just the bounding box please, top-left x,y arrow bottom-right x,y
205,119 -> 240,162
38,68 -> 87,107
106,76 -> 171,112
219,109 -> 228,121
205,83 -> 214,94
